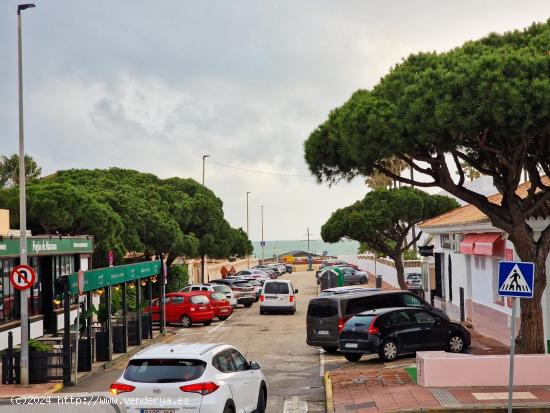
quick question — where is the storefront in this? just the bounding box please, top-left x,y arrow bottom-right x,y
0,236 -> 94,350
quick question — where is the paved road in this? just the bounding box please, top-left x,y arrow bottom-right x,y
53,271 -> 325,412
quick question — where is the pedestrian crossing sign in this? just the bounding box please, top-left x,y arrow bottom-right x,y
498,261 -> 534,298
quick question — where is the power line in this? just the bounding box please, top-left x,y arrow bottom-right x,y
206,159 -> 311,178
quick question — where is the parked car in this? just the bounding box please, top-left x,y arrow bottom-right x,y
148,292 -> 216,328
341,267 -> 369,285
210,279 -> 256,307
316,260 -> 359,276
180,283 -> 238,307
306,290 -> 449,353
203,291 -> 234,320
319,286 -> 380,297
285,264 -> 293,274
233,278 -> 263,301
260,279 -> 298,315
111,343 -> 267,413
252,265 -> 279,278
339,307 -> 471,362
236,269 -> 273,279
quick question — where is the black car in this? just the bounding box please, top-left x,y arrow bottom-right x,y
306,290 -> 449,353
285,264 -> 293,273
339,307 -> 470,362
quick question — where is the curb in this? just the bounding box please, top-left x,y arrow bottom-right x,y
324,371 -> 335,413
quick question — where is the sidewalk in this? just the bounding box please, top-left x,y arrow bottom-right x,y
0,328 -> 175,398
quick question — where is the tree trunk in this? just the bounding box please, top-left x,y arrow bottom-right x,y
392,253 -> 406,290
509,228 -> 550,354
166,253 -> 176,269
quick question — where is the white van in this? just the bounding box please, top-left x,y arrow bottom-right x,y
259,280 -> 297,315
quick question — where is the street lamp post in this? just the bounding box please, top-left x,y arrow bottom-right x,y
17,2 -> 36,387
201,155 -> 210,282
202,154 -> 210,186
246,192 -> 250,269
261,205 -> 264,263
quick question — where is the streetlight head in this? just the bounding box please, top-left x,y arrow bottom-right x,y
203,154 -> 210,159
17,3 -> 36,14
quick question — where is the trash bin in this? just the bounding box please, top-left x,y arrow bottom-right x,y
375,274 -> 382,288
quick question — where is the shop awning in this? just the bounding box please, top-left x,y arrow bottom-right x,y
473,233 -> 502,256
459,233 -> 479,254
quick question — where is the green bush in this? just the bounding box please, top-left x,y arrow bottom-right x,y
404,249 -> 419,260
28,339 -> 52,352
166,264 -> 189,293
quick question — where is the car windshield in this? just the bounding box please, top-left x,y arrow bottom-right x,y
308,300 -> 338,318
190,295 -> 209,304
210,292 -> 226,301
344,315 -> 376,329
264,282 -> 289,294
123,359 -> 206,383
234,281 -> 252,287
213,285 -> 231,294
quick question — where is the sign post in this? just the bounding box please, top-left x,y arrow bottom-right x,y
498,261 -> 535,413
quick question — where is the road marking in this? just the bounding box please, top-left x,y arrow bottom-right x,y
283,397 -> 309,413
319,349 -> 325,377
207,318 -> 227,334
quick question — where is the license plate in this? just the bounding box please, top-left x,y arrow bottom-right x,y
220,309 -> 228,312
345,343 -> 359,348
199,306 -> 207,310
317,330 -> 329,335
141,410 -> 175,413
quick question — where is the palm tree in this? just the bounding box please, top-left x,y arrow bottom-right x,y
0,154 -> 42,187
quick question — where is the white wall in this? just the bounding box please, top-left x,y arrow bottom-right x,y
56,308 -> 78,331
0,319 -> 43,351
339,254 -> 421,289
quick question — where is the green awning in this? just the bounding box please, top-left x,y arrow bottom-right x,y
69,260 -> 161,294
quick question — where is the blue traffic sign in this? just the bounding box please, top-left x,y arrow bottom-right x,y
498,261 -> 534,298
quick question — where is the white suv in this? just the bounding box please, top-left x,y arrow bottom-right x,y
111,343 -> 267,413
259,279 -> 297,315
181,284 -> 238,307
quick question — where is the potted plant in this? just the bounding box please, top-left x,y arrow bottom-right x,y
95,304 -> 110,361
27,339 -> 52,383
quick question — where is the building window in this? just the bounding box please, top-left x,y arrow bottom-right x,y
0,259 -> 17,324
29,257 -> 41,316
53,255 -> 75,309
441,234 -> 452,249
474,255 -> 486,270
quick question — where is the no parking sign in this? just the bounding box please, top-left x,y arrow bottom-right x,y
10,265 -> 36,291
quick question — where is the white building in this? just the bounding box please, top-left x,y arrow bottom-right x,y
418,181 -> 550,352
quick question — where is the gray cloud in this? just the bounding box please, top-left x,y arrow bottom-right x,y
1,0 -> 549,239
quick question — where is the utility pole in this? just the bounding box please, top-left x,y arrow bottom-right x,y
246,192 -> 250,268
261,205 -> 264,263
303,228 -> 315,272
201,155 -> 210,282
303,227 -> 315,253
17,3 -> 36,386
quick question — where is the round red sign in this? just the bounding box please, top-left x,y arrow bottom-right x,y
10,265 -> 36,291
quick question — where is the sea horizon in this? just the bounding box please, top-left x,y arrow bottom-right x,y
251,239 -> 360,259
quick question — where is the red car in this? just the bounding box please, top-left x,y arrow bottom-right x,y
203,291 -> 234,321
148,292 -> 215,328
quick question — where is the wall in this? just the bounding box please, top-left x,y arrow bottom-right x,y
0,318 -> 44,351
188,258 -> 260,284
339,254 -> 421,289
0,209 -> 8,235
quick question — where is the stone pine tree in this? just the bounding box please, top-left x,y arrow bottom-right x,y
321,188 -> 458,289
305,20 -> 550,353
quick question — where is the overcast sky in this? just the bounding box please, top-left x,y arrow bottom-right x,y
1,1 -> 549,241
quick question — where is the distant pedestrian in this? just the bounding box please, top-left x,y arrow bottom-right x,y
221,265 -> 228,278
229,265 -> 236,276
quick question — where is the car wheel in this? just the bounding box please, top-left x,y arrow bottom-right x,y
379,339 -> 398,361
223,400 -> 235,413
218,316 -> 229,321
448,333 -> 465,353
322,346 -> 338,354
180,315 -> 192,328
291,306 -> 296,315
203,321 -> 212,326
360,277 -> 367,284
244,302 -> 253,308
344,353 -> 362,362
256,385 -> 267,413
